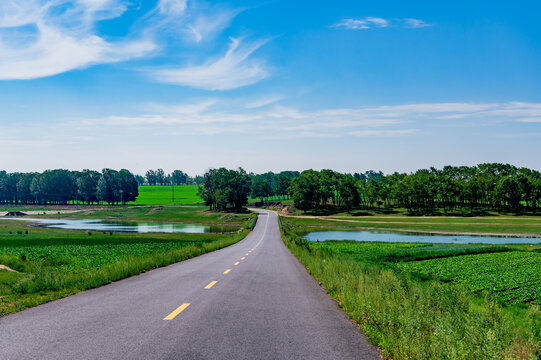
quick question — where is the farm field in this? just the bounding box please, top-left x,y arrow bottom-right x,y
397,251 -> 541,304
0,206 -> 256,316
280,215 -> 541,359
128,185 -> 202,205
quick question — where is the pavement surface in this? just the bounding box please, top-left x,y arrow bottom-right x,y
0,209 -> 380,360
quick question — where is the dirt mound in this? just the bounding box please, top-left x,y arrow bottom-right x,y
0,265 -> 19,273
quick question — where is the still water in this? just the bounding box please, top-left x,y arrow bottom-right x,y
303,230 -> 541,244
2,218 -> 236,234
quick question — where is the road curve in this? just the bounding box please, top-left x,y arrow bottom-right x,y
0,210 -> 380,360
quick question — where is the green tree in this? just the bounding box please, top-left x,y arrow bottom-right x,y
77,169 -> 100,204
97,169 -> 119,205
251,179 -> 272,202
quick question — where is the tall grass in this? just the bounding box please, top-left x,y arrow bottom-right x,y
281,226 -> 541,359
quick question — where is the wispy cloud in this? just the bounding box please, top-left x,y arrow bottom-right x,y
150,37 -> 270,90
152,0 -> 241,43
0,0 -> 155,80
331,17 -> 431,30
331,17 -> 389,30
68,101 -> 541,139
403,18 -> 432,28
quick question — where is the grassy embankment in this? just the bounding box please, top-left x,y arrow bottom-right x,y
0,206 -> 256,316
285,214 -> 541,236
280,215 -> 541,359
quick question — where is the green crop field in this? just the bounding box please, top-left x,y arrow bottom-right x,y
397,251 -> 541,304
0,206 -> 255,316
129,185 -> 202,205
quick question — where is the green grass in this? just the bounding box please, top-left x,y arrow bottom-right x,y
129,185 -> 202,205
0,207 -> 255,316
280,216 -> 541,359
45,205 -> 253,225
285,215 -> 541,236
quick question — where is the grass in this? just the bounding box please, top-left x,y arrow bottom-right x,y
280,216 -> 541,359
0,206 -> 255,316
284,215 -> 541,236
128,185 -> 203,205
40,204 -> 253,225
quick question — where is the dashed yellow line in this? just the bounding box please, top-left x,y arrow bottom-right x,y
234,261 -> 240,266
241,257 -> 246,260
205,281 -> 218,289
163,303 -> 190,320
223,269 -> 231,274
245,253 -> 249,256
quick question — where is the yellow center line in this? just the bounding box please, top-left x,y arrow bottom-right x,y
234,261 -> 240,266
245,253 -> 249,256
163,303 -> 190,321
241,257 -> 245,260
205,281 -> 218,289
223,269 -> 231,274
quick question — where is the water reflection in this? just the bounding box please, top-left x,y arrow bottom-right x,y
1,218 -> 236,234
303,230 -> 540,244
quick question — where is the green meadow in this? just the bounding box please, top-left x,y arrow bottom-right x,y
129,185 -> 203,205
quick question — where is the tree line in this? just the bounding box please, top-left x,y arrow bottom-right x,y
0,169 -> 138,205
288,164 -> 541,214
138,169 -> 203,186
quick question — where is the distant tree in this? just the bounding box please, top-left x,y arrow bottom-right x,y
288,170 -> 321,213
77,169 -> 100,204
171,170 -> 188,185
97,169 -> 119,204
17,173 -> 37,204
494,176 -> 522,212
116,169 -> 139,204
198,168 -> 251,212
145,170 -> 157,186
155,168 -> 166,185
338,175 -> 361,212
251,179 -> 272,203
134,174 -> 145,186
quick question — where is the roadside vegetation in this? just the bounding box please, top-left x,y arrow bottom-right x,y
280,216 -> 541,359
0,206 -> 255,316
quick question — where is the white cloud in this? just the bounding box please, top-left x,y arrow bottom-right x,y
69,101 -> 541,139
185,8 -> 242,43
516,118 -> 541,123
331,17 -> 389,30
244,96 -> 284,109
0,0 -> 155,80
403,18 -> 432,28
151,37 -> 269,90
332,17 -> 431,30
158,0 -> 187,15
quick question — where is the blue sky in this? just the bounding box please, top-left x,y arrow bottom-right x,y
1,0 -> 540,175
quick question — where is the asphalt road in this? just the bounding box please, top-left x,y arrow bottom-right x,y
0,210 -> 380,360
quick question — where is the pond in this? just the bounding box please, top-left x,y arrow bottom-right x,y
303,230 -> 541,244
1,218 -> 237,234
